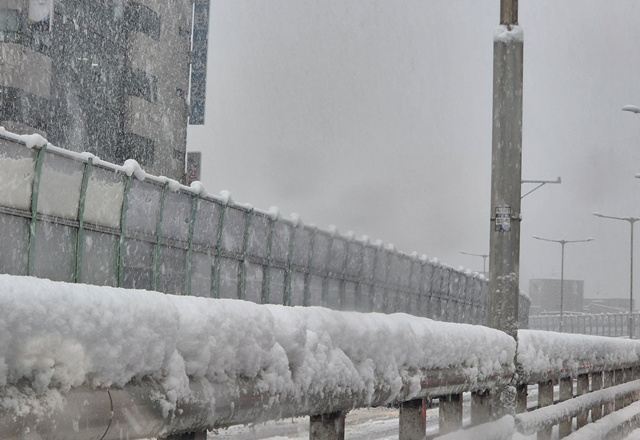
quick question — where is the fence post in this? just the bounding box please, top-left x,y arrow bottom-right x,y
303,227 -> 317,306
185,194 -> 199,295
27,146 -> 47,276
284,218 -> 296,306
74,157 -> 92,283
576,373 -> 589,428
537,380 -> 553,440
212,202 -> 228,298
558,376 -> 573,438
153,182 -> 169,292
237,208 -> 253,301
310,412 -> 346,440
117,175 -> 132,287
471,389 -> 492,425
591,371 -> 603,422
604,370 -> 614,415
399,398 -> 425,440
439,393 -> 462,435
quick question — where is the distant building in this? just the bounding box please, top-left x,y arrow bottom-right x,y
528,278 -> 584,315
0,0 -> 208,180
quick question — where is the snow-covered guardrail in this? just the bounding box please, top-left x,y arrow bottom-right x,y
0,128 -> 530,326
2,275 -> 640,440
0,274 -> 514,440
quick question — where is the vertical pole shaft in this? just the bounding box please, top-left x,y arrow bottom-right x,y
560,243 -> 565,332
488,0 -> 522,419
631,221 -> 635,338
500,0 -> 518,25
487,0 -> 523,339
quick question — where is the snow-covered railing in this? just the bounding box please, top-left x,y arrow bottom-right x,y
530,312 -> 640,337
1,275 -> 640,440
0,128 -> 530,325
0,275 -> 515,440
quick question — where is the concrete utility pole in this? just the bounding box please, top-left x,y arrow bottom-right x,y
486,0 -> 523,420
487,0 -> 523,340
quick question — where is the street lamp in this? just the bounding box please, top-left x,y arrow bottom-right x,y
532,235 -> 594,333
593,212 -> 640,338
459,251 -> 489,275
622,104 -> 640,114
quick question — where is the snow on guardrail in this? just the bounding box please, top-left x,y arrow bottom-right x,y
0,274 -> 514,431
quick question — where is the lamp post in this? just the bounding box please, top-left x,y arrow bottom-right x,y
532,236 -> 594,333
459,251 -> 489,276
593,212 -> 639,338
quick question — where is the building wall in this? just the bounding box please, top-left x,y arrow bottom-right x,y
0,0 -> 191,180
528,278 -> 584,315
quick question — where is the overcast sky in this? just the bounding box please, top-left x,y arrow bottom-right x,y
187,1 -> 640,303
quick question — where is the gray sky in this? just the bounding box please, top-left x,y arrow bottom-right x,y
188,1 -> 640,302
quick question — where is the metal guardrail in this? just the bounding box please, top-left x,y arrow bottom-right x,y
0,128 -> 530,325
530,312 -> 640,337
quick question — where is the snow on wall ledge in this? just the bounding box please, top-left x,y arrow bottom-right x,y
0,275 -> 514,425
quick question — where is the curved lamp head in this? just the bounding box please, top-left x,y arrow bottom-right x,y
622,105 -> 640,114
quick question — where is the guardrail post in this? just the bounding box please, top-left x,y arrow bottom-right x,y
624,367 -> 634,407
161,432 -> 207,440
516,383 -> 527,414
615,369 -> 624,411
591,371 -> 603,422
439,393 -> 462,435
604,370 -> 614,415
471,389 -> 492,425
399,398 -> 425,440
576,373 -> 589,429
310,412 -> 346,440
558,376 -> 573,438
537,380 -> 553,440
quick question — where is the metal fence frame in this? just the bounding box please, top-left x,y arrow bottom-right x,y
0,131 -> 530,324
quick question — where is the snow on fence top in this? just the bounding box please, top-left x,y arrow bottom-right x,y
0,127 -> 530,325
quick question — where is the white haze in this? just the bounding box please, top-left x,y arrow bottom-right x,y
187,1 -> 640,302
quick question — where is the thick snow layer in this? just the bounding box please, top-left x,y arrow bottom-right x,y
0,275 -> 514,422
518,330 -> 640,380
563,399 -> 640,440
516,379 -> 640,435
